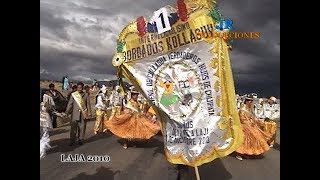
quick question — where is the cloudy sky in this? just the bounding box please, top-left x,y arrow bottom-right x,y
40,0 -> 279,97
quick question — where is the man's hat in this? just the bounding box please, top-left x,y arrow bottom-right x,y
251,93 -> 258,99
258,98 -> 264,103
131,87 -> 140,94
49,83 -> 55,88
245,94 -> 254,101
269,96 -> 277,102
100,85 -> 107,93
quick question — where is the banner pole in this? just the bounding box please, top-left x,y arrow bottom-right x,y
194,166 -> 201,180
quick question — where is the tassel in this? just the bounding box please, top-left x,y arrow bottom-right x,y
136,16 -> 146,37
208,7 -> 222,22
177,0 -> 188,21
226,39 -> 233,51
116,40 -> 125,53
116,67 -> 122,78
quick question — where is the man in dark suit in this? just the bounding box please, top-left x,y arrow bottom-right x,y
65,82 -> 92,146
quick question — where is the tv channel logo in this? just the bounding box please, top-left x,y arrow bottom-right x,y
215,19 -> 233,30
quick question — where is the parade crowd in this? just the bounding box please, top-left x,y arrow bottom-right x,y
234,94 -> 280,161
40,80 -> 280,165
40,81 -> 161,158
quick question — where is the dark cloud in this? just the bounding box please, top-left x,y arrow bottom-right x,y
40,46 -> 117,81
218,0 -> 279,97
40,7 -> 66,30
40,6 -> 70,40
218,0 -> 280,29
40,0 -> 279,97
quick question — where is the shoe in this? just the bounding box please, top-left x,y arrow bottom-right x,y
102,129 -> 108,133
94,131 -> 98,135
40,151 -> 46,159
236,156 -> 243,161
270,144 -> 274,148
123,143 -> 128,149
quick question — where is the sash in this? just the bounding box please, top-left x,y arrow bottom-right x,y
240,107 -> 253,115
71,91 -> 88,119
240,107 -> 258,120
240,107 -> 266,129
123,100 -> 139,113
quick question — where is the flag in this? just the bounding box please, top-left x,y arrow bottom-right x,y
111,0 -> 243,167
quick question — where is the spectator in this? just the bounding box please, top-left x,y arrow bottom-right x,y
67,85 -> 77,102
84,85 -> 90,95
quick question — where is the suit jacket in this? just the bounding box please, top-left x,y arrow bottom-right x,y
45,90 -> 60,103
67,91 -> 75,102
66,91 -> 91,121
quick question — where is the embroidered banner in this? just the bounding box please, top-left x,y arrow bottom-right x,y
111,0 -> 243,166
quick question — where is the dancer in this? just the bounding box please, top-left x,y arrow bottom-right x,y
94,85 -> 109,134
40,94 -> 54,159
146,106 -> 157,121
254,98 -> 265,119
108,85 -> 124,120
235,95 -> 273,161
106,87 -> 160,149
45,83 -> 59,128
270,96 -> 280,120
261,97 -> 278,147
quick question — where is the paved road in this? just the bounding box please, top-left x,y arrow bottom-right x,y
40,121 -> 280,180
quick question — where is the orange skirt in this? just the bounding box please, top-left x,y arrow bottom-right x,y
236,123 -> 272,155
262,121 -> 277,136
105,112 -> 160,140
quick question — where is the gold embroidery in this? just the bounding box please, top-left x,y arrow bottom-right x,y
112,0 -> 243,166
